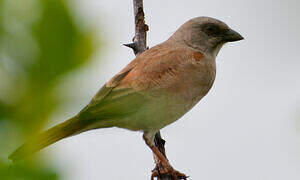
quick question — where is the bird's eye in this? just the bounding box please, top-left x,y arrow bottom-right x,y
204,25 -> 221,36
207,27 -> 214,32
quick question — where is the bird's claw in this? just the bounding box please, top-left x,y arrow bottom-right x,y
151,164 -> 188,180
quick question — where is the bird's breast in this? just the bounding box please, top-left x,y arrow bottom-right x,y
179,61 -> 216,113
139,58 -> 216,130
164,57 -> 216,106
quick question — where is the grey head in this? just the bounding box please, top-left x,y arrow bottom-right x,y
168,17 -> 244,58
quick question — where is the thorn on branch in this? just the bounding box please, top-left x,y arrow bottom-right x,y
123,42 -> 138,54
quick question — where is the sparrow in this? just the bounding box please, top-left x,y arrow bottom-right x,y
9,17 -> 243,179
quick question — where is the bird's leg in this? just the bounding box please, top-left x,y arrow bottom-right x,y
143,132 -> 187,180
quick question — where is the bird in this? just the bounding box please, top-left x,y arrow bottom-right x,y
9,17 -> 243,179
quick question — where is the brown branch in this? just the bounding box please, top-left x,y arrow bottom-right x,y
124,1 -> 172,180
124,0 -> 148,55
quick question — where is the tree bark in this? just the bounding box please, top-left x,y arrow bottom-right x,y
124,1 -> 172,180
124,0 -> 148,55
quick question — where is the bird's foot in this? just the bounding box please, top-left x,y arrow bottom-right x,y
151,163 -> 188,180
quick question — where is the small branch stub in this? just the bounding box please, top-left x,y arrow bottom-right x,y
123,42 -> 138,52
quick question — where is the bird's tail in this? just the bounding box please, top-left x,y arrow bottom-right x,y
9,116 -> 88,162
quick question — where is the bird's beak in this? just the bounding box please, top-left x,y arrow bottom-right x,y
223,29 -> 244,42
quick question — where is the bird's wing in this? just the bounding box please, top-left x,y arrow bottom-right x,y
112,45 -> 205,94
77,58 -> 147,121
78,44 -> 204,121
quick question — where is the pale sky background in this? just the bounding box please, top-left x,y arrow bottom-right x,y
45,0 -> 300,180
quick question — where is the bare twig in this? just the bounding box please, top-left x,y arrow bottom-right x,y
124,1 -> 172,180
124,0 -> 148,55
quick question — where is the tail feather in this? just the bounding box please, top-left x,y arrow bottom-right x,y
9,116 -> 87,162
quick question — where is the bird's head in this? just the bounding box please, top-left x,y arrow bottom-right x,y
169,17 -> 244,58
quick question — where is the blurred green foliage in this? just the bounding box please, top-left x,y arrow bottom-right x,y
0,0 -> 98,179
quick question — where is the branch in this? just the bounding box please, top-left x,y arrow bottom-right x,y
124,1 -> 172,180
124,0 -> 148,55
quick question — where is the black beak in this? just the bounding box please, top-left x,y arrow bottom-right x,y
223,29 -> 244,42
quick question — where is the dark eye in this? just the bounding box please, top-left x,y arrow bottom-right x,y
204,25 -> 221,36
207,27 -> 214,33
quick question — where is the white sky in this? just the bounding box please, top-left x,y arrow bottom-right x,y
46,0 -> 300,180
